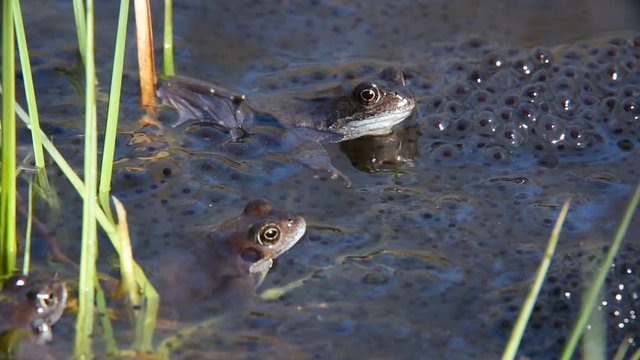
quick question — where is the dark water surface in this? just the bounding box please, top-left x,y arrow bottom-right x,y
17,0 -> 640,359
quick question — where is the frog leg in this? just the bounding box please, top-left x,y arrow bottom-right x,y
282,128 -> 352,187
156,76 -> 249,139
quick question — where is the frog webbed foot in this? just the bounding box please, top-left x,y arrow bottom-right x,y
282,128 -> 352,187
294,145 -> 352,187
156,76 -> 250,137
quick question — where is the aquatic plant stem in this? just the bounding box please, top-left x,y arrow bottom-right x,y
99,0 -> 131,221
501,200 -> 570,360
612,335 -> 633,360
133,0 -> 157,108
7,92 -> 159,351
133,271 -> 158,352
21,177 -> 33,276
12,0 -> 53,200
95,273 -> 118,354
582,285 -> 606,360
1,0 -> 17,278
560,182 -> 640,360
74,0 -> 98,356
112,197 -> 140,307
71,0 -> 87,63
112,196 -> 156,351
162,0 -> 175,78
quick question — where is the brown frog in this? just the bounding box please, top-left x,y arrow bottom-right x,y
0,275 -> 67,356
148,199 -> 306,312
157,68 -> 416,183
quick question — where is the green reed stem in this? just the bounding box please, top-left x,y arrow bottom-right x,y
11,98 -> 155,292
162,0 -> 175,77
13,0 -> 53,200
5,54 -> 159,359
133,270 -> 158,352
612,335 -> 633,360
582,283 -> 605,360
112,196 -> 154,351
74,0 -> 98,356
501,200 -> 570,360
95,273 -> 118,354
72,0 -> 87,63
112,197 -> 140,306
1,0 -> 18,278
99,0 -> 130,222
631,347 -> 640,360
21,176 -> 33,276
560,182 -> 640,360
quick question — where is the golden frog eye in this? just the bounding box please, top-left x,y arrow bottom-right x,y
353,82 -> 381,105
36,291 -> 57,310
257,224 -> 280,245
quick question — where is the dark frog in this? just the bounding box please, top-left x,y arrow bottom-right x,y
147,199 -> 306,315
157,68 -> 416,183
0,274 -> 66,354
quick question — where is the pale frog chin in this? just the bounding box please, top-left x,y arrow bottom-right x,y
340,108 -> 413,139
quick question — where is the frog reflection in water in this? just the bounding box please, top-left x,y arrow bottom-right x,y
0,275 -> 67,353
149,199 -> 306,313
157,68 -> 416,183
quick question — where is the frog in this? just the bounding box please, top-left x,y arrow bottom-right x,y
0,274 -> 67,356
146,199 -> 306,314
156,67 -> 416,184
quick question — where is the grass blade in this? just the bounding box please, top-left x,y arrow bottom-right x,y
133,265 -> 159,352
99,0 -> 131,221
12,0 -> 55,205
95,273 -> 119,354
72,0 -> 87,63
501,200 -> 570,360
612,335 -> 633,360
560,182 -> 640,360
74,0 -> 98,356
112,196 -> 140,307
162,0 -> 175,78
3,87 -> 160,353
1,0 -> 18,278
21,176 -> 34,276
582,283 -> 606,360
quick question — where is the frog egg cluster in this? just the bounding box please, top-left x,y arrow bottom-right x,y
490,242 -> 639,358
418,36 -> 640,167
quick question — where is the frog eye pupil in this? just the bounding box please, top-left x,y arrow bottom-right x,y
354,83 -> 380,105
35,292 -> 55,309
362,89 -> 376,102
258,225 -> 280,244
44,293 -> 56,307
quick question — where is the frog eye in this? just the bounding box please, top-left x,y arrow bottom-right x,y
257,224 -> 280,245
3,274 -> 28,291
354,82 -> 381,105
36,292 -> 58,310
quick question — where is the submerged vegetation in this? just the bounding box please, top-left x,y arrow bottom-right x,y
0,0 -> 638,358
1,0 -> 18,278
2,0 -> 161,357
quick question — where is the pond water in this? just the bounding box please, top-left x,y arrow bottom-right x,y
14,0 -> 640,358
